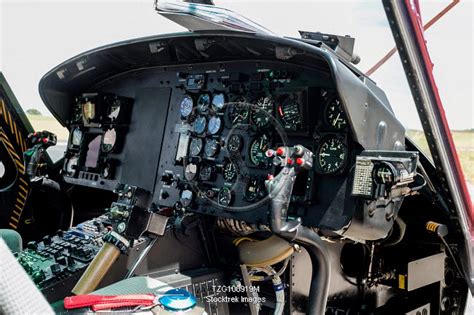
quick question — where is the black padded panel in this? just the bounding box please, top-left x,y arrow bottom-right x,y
120,88 -> 171,192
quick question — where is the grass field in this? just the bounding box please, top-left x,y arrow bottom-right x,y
27,115 -> 473,183
407,130 -> 473,184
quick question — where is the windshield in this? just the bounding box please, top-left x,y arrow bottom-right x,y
1,0 -> 472,189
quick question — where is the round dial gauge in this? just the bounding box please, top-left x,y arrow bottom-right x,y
180,95 -> 194,118
251,96 -> 273,128
207,116 -> 222,135
108,103 -> 121,120
218,187 -> 233,206
373,162 -> 396,186
277,96 -> 302,130
199,165 -> 215,181
194,116 -> 207,134
212,93 -> 226,110
244,178 -> 262,202
82,101 -> 96,122
249,134 -> 271,167
316,136 -> 347,174
65,156 -> 79,176
223,161 -> 238,182
102,129 -> 116,153
227,134 -> 243,154
204,139 -> 220,157
229,98 -> 250,125
189,138 -> 203,156
229,106 -> 249,125
180,189 -> 193,207
70,128 -> 83,147
184,163 -> 198,181
197,94 -> 211,112
325,97 -> 347,130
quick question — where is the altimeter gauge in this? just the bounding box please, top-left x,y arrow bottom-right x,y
316,136 -> 347,174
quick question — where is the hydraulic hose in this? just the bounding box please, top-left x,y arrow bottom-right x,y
279,226 -> 330,314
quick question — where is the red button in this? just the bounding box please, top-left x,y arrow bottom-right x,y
42,138 -> 48,143
265,149 -> 275,157
296,158 -> 304,165
287,158 -> 294,165
276,147 -> 285,156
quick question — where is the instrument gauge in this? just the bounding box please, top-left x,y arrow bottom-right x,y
180,189 -> 193,207
197,94 -> 211,113
199,165 -> 215,181
180,95 -> 194,118
108,103 -> 121,120
70,128 -> 83,147
101,128 -> 116,153
194,116 -> 207,134
207,116 -> 222,135
82,101 -> 96,123
229,98 -> 250,125
226,134 -> 243,154
244,178 -> 262,202
218,187 -> 233,206
249,134 -> 271,167
212,93 -> 226,110
316,136 -> 347,174
204,139 -> 220,158
184,163 -> 198,181
251,96 -> 273,128
223,161 -> 238,182
189,138 -> 203,156
324,97 -> 347,130
373,162 -> 396,186
65,156 -> 79,176
277,96 -> 302,131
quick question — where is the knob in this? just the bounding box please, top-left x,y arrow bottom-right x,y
161,173 -> 174,186
50,263 -> 61,275
56,256 -> 67,265
42,235 -> 51,246
27,241 -> 38,250
65,255 -> 75,266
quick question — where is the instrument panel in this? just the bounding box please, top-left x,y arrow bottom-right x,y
151,62 -> 357,227
63,93 -> 133,186
62,61 -> 358,229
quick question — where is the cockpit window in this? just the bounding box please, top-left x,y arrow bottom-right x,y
2,1 -> 472,183
26,114 -> 68,163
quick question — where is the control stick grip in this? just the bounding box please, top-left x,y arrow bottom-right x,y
72,232 -> 129,295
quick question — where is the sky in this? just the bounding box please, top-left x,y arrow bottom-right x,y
0,0 -> 472,130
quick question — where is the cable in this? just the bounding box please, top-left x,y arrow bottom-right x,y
409,173 -> 427,193
248,266 -> 285,315
439,236 -> 463,277
125,236 -> 159,279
